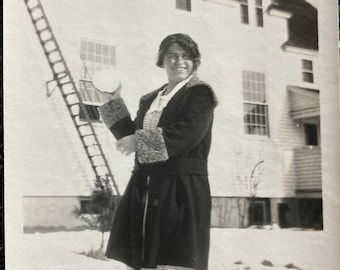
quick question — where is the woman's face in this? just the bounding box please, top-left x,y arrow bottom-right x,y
163,43 -> 194,85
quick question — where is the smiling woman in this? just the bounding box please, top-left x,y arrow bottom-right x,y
98,33 -> 218,270
162,43 -> 195,93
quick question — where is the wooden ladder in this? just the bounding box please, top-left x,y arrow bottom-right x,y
23,0 -> 120,196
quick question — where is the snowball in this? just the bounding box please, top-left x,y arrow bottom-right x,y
92,68 -> 121,94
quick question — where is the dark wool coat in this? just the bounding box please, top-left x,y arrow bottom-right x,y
99,76 -> 218,270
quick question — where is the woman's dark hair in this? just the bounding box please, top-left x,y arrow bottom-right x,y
156,33 -> 201,69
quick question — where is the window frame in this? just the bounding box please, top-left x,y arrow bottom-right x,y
240,0 -> 249,24
80,40 -> 116,81
302,59 -> 314,83
79,40 -> 117,122
242,70 -> 270,137
255,0 -> 263,27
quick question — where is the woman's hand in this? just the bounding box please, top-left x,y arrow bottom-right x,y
116,134 -> 136,155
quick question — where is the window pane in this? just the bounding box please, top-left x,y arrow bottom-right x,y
243,91 -> 251,100
260,127 -> 266,135
103,45 -> 109,56
80,40 -> 116,103
256,8 -> 263,27
109,46 -> 115,56
88,53 -> 94,62
176,0 -> 191,11
103,57 -> 109,65
242,71 -> 266,102
302,60 -> 313,71
259,93 -> 266,103
95,55 -> 102,64
88,42 -> 94,54
80,53 -> 86,61
79,104 -> 100,122
96,43 -> 102,55
243,103 -> 268,136
259,73 -> 265,81
303,72 -> 314,83
241,5 -> 249,24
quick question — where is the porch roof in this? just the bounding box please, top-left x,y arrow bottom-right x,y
287,86 -> 320,120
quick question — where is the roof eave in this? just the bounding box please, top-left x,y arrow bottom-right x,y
202,0 -> 238,7
266,4 -> 292,19
281,43 -> 318,56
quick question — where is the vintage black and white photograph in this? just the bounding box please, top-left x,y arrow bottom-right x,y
4,0 -> 340,269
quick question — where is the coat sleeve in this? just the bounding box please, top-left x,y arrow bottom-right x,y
135,86 -> 217,164
99,97 -> 135,140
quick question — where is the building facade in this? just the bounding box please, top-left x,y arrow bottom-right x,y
5,0 -> 328,230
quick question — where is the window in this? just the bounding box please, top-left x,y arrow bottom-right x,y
304,123 -> 318,146
176,0 -> 191,11
248,199 -> 270,226
79,40 -> 116,121
80,199 -> 98,214
240,0 -> 249,24
79,104 -> 100,122
255,0 -> 263,27
242,71 -> 269,136
302,59 -> 314,83
240,0 -> 264,27
79,80 -> 107,105
80,40 -> 116,81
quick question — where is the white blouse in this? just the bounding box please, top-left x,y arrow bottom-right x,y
143,76 -> 192,129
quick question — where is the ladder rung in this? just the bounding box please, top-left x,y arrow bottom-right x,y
85,139 -> 99,144
24,0 -> 119,196
51,59 -> 63,65
38,26 -> 50,33
55,72 -> 70,80
59,81 -> 72,87
85,143 -> 99,147
49,56 -> 62,63
62,92 -> 77,97
41,37 -> 55,45
93,165 -> 107,168
90,154 -> 103,158
45,48 -> 59,55
52,67 -> 66,74
33,16 -> 45,23
77,123 -> 90,128
57,73 -> 70,80
28,4 -> 42,12
68,102 -> 79,107
58,79 -> 72,86
81,134 -> 94,138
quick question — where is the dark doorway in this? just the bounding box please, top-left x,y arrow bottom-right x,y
248,198 -> 271,226
304,123 -> 318,146
298,198 -> 323,229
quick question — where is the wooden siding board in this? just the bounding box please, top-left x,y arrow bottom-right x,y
294,148 -> 321,191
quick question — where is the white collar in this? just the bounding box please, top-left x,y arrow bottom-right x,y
146,75 -> 193,114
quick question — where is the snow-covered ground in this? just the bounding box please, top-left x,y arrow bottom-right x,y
5,228 -> 339,270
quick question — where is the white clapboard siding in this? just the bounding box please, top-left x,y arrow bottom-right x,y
294,147 -> 322,190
